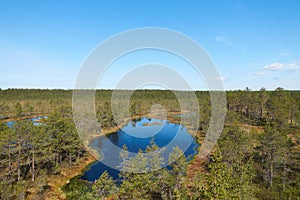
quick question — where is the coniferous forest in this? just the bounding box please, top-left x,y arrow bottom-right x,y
0,88 -> 299,199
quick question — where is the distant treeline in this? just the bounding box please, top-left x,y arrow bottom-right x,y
0,88 -> 299,128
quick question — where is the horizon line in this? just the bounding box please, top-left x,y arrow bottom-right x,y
1,87 -> 299,92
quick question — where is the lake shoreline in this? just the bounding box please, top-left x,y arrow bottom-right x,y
28,112 -> 202,197
85,112 -> 200,161
75,113 -> 202,183
0,114 -> 47,123
86,111 -> 197,141
44,152 -> 97,200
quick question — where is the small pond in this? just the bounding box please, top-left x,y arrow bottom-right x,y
6,116 -> 47,128
81,117 -> 199,182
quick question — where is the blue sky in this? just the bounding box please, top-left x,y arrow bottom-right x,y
0,0 -> 299,90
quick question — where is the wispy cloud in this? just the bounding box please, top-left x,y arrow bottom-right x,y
255,62 -> 300,76
216,34 -> 233,46
255,71 -> 268,76
286,63 -> 300,72
278,49 -> 292,57
263,62 -> 284,71
209,76 -> 227,82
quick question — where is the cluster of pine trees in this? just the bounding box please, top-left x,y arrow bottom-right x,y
0,114 -> 85,199
63,123 -> 298,200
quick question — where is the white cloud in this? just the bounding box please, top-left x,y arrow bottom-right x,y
255,71 -> 268,76
209,76 -> 227,82
216,34 -> 233,46
255,62 -> 300,76
286,63 -> 300,72
278,49 -> 292,57
216,36 -> 226,42
263,62 -> 284,71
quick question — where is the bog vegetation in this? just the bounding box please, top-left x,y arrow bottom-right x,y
0,88 -> 299,199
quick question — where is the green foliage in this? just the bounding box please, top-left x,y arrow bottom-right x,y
63,179 -> 92,200
219,126 -> 257,199
0,88 -> 299,200
118,149 -> 152,199
146,139 -> 165,171
255,123 -> 298,199
117,144 -> 190,200
15,102 -> 23,117
92,171 -> 118,199
0,180 -> 26,199
199,149 -> 235,199
0,115 -> 86,198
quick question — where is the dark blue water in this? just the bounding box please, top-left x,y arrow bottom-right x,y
6,116 -> 47,128
81,117 -> 199,182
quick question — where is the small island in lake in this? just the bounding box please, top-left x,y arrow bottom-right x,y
142,121 -> 163,126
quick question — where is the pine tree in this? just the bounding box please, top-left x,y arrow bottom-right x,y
146,139 -> 165,171
15,102 -> 23,117
219,126 -> 256,199
199,149 -> 234,199
168,146 -> 188,199
257,123 -> 294,198
259,87 -> 269,124
12,120 -> 32,181
0,122 -> 14,180
92,171 -> 118,199
119,149 -> 151,199
118,144 -> 130,181
146,140 -> 166,198
266,88 -> 291,128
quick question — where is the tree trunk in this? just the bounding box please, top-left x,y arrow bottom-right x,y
270,163 -> 273,189
69,153 -> 72,167
290,108 -> 294,127
259,106 -> 263,123
32,147 -> 35,182
8,144 -> 11,177
17,138 -> 21,181
282,152 -> 287,192
77,149 -> 81,161
246,105 -> 249,118
269,151 -> 274,189
59,153 -> 62,163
